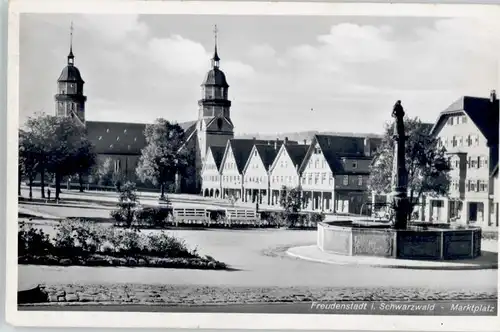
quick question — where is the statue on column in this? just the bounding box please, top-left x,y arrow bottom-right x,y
391,100 -> 410,230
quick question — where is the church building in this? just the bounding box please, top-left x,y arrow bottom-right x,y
55,27 -> 235,193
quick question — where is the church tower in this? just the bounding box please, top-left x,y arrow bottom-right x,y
54,23 -> 87,126
197,25 -> 234,162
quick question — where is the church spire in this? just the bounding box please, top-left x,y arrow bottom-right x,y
68,22 -> 75,66
211,24 -> 220,68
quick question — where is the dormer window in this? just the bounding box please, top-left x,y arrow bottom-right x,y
352,161 -> 358,169
106,128 -> 110,133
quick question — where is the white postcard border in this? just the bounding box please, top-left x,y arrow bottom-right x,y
5,0 -> 500,330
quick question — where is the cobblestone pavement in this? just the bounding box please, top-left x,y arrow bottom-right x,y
40,284 -> 497,305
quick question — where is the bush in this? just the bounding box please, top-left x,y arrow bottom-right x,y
53,219 -> 108,255
18,222 -> 53,256
146,231 -> 195,258
135,206 -> 172,227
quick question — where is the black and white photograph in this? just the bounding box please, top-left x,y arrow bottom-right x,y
4,0 -> 500,330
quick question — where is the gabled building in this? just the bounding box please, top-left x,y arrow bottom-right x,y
242,143 -> 281,204
201,146 -> 225,198
269,143 -> 309,206
299,135 -> 377,213
220,138 -> 296,200
429,91 -> 499,226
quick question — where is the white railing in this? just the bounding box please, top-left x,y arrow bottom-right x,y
225,208 -> 259,226
172,208 -> 211,226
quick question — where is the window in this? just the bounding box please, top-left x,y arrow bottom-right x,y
321,173 -> 326,184
315,160 -> 319,168
329,174 -> 333,185
479,180 -> 487,192
458,136 -> 463,147
462,116 -> 467,123
467,135 -> 472,146
254,150 -> 257,156
352,161 -> 358,169
302,177 -> 306,184
448,117 -> 454,125
343,175 -> 349,186
469,156 -> 477,168
475,135 -> 480,146
314,174 -> 319,184
314,147 -> 321,154
454,159 -> 459,168
452,136 -> 457,147
308,175 -> 312,185
469,180 -> 476,192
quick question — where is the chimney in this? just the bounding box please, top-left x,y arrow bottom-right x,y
303,139 -> 307,145
364,137 -> 371,157
284,137 -> 289,145
490,90 -> 497,103
252,137 -> 256,143
274,140 -> 278,150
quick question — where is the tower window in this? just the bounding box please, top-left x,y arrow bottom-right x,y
217,118 -> 223,130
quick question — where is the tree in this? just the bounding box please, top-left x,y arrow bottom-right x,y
279,185 -> 303,227
368,116 -> 451,222
22,114 -> 95,201
19,130 -> 38,200
136,119 -> 190,200
73,138 -> 97,192
110,181 -> 139,228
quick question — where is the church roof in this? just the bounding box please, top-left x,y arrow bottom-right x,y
209,146 -> 226,170
86,121 -> 147,155
203,67 -> 229,87
58,65 -> 84,83
86,119 -> 198,155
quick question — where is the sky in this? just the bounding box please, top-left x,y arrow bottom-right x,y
19,13 -> 499,135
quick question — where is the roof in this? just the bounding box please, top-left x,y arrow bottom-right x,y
284,144 -> 309,167
227,138 -> 296,173
299,134 -> 368,174
86,121 -> 147,155
209,146 -> 226,170
430,96 -> 499,145
203,67 -> 229,87
255,144 -> 280,171
86,119 -> 197,155
58,65 -> 84,83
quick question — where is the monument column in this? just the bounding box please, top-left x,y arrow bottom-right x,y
391,100 -> 410,229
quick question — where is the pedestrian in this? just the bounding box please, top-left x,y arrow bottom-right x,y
47,188 -> 51,201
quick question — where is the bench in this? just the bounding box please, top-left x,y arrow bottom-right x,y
172,208 -> 211,227
225,208 -> 259,226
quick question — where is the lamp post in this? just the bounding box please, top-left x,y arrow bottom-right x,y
391,100 -> 410,230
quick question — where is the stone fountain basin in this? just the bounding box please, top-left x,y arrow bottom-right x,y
317,220 -> 482,261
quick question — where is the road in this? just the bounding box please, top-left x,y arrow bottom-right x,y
18,228 -> 498,291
